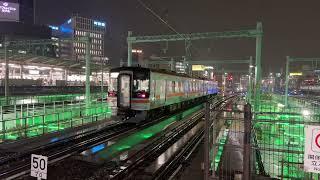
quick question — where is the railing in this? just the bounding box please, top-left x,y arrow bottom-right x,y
0,101 -> 111,141
251,93 -> 320,179
0,86 -> 107,97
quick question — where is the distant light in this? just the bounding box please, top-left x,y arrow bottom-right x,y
50,137 -> 59,143
249,65 -> 254,68
29,70 -> 39,75
49,25 -> 59,30
25,65 -> 39,69
53,68 -> 63,71
192,65 -> 205,71
302,109 -> 310,116
132,49 -> 143,53
94,20 -> 106,27
0,44 -> 2,47
205,66 -> 214,70
110,72 -> 119,78
82,66 -> 86,69
290,72 -> 303,76
91,144 -> 105,153
18,50 -> 26,54
38,67 -> 51,70
277,103 -> 285,108
60,26 -> 73,33
67,19 -> 72,24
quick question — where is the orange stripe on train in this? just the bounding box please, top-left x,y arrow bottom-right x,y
131,99 -> 150,103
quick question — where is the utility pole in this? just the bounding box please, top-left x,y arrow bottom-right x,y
85,33 -> 91,112
254,22 -> 263,109
127,31 -> 132,66
33,0 -> 36,24
4,36 -> 9,103
248,56 -> 253,102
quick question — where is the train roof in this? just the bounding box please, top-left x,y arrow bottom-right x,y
110,66 -> 213,81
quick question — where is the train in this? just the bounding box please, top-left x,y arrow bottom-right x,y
109,67 -> 218,123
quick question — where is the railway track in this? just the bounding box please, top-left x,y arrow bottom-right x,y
0,101 -> 207,179
0,122 -> 133,179
88,96 -> 236,180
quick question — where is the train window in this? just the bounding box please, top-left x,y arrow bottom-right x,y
172,81 -> 176,93
132,79 -> 149,98
132,71 -> 150,98
166,81 -> 171,93
175,81 -> 180,93
178,82 -> 182,93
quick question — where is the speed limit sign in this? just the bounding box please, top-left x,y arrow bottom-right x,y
31,154 -> 48,179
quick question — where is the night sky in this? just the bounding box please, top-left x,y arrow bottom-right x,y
37,0 -> 320,74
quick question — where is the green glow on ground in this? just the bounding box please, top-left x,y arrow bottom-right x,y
253,94 -> 319,179
94,105 -> 203,160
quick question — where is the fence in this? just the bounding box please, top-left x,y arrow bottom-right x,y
252,94 -> 320,179
0,96 -> 111,141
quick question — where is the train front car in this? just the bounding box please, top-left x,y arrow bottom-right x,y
117,67 -> 151,122
115,67 -> 218,123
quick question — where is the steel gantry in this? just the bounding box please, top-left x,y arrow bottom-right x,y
285,56 -> 320,106
127,22 -> 262,102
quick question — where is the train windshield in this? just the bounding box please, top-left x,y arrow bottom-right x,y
132,71 -> 149,98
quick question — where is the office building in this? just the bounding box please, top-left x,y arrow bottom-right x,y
50,15 -> 107,64
0,0 -> 34,24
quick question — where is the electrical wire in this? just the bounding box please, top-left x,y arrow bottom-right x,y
136,0 -> 185,39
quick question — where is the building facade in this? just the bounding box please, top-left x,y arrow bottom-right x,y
0,0 -> 34,24
50,15 -> 106,64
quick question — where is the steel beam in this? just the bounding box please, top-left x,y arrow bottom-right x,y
4,36 -> 9,101
146,59 -> 251,65
285,56 -> 290,106
189,60 -> 251,65
127,31 -> 133,66
254,22 -> 263,109
85,33 -> 91,110
248,56 -> 253,102
128,29 -> 262,43
288,57 -> 320,62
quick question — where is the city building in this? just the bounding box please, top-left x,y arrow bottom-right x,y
146,56 -> 188,74
0,0 -> 34,24
50,15 -> 107,64
0,0 -> 50,43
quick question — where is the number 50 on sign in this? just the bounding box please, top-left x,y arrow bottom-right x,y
31,154 -> 48,179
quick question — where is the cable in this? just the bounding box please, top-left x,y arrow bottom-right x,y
136,0 -> 203,62
136,0 -> 185,39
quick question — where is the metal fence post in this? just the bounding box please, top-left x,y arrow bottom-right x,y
243,103 -> 252,180
204,100 -> 210,180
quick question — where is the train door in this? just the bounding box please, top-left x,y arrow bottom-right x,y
118,74 -> 131,108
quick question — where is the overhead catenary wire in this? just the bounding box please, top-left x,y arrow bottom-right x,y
136,0 -> 185,39
136,0 -> 202,60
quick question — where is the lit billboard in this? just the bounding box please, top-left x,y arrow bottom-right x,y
0,1 -> 19,22
192,65 -> 205,71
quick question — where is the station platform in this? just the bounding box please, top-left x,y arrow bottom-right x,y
0,117 -> 118,153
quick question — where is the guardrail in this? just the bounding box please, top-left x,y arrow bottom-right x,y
0,102 -> 111,141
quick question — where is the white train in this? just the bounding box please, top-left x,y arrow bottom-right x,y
109,67 -> 218,122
